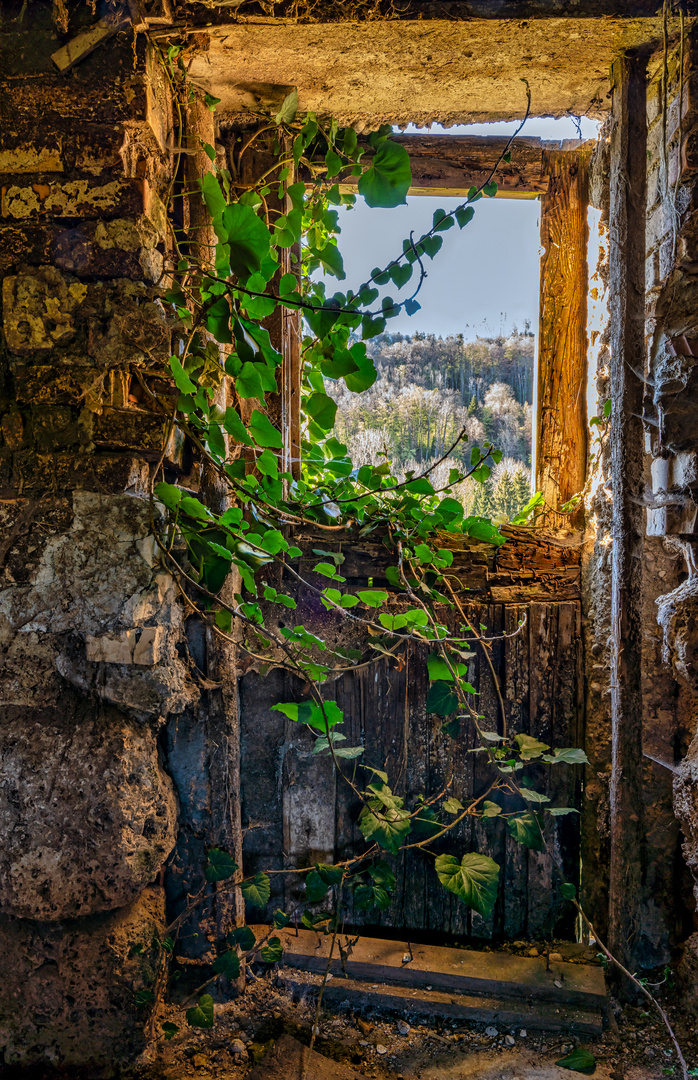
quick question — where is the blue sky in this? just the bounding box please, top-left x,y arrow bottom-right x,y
332,117 -> 600,340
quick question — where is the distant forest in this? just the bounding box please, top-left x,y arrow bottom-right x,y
330,329 -> 535,521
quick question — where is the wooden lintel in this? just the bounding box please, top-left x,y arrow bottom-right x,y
332,135 -> 550,197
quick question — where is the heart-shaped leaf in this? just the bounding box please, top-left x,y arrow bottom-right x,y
435,852 -> 499,917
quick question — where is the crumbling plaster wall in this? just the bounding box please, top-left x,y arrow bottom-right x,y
0,11 -> 215,1068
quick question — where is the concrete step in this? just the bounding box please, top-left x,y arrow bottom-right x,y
255,926 -> 607,1011
280,971 -> 604,1035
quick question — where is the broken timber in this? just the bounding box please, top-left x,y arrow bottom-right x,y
257,927 -> 606,1034
287,524 -> 582,603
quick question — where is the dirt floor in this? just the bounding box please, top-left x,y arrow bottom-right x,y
131,955 -> 698,1080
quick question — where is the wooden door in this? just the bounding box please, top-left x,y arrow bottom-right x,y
239,527 -> 583,942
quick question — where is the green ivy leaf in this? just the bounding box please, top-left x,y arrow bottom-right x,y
353,881 -> 391,911
443,796 -> 464,814
162,1021 -> 179,1040
186,994 -> 214,1029
514,733 -> 550,760
222,202 -> 271,281
542,747 -> 589,765
249,409 -> 283,448
205,847 -> 238,882
507,811 -> 545,851
426,681 -> 459,716
274,909 -> 290,928
229,925 -> 256,951
455,206 -> 475,229
358,139 -> 411,208
317,863 -> 344,885
305,392 -> 338,431
555,1049 -> 596,1074
224,406 -> 254,445
260,936 -> 283,962
275,88 -> 298,125
241,872 -> 271,908
406,477 -> 435,495
212,949 -> 241,979
305,870 -> 329,902
359,804 -> 412,854
434,852 -> 500,917
357,589 -> 388,607
518,788 -> 550,805
169,354 -> 196,394
561,882 -> 577,900
154,482 -> 182,512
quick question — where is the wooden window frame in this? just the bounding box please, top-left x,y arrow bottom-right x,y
232,130 -> 591,508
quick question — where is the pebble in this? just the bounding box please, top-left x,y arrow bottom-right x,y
549,952 -> 563,962
519,1029 -> 527,1038
554,979 -> 564,988
527,947 -> 539,957
230,1039 -> 246,1056
485,1026 -> 499,1037
397,1021 -> 411,1036
505,1035 -> 516,1046
376,1045 -> 388,1055
192,1054 -> 208,1069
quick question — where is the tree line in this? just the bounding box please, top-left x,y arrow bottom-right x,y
330,329 -> 535,521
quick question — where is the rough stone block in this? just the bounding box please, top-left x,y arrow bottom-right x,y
646,503 -> 698,536
53,215 -> 164,281
0,705 -> 177,920
0,886 -> 164,1067
0,75 -> 148,130
651,451 -> 698,493
93,407 -> 185,462
2,267 -> 88,352
0,140 -> 63,174
0,223 -> 58,273
1,452 -> 151,496
1,176 -> 144,221
13,365 -> 100,408
85,629 -> 135,664
85,625 -> 165,667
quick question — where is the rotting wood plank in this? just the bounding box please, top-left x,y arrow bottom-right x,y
502,605 -> 530,940
282,975 -> 603,1036
257,926 -> 607,1008
535,149 -> 590,522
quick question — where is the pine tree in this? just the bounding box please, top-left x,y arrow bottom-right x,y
493,469 -> 517,520
469,477 -> 494,518
467,394 -> 479,417
513,468 -> 532,515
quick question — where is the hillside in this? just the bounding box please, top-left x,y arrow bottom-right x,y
330,329 -> 535,520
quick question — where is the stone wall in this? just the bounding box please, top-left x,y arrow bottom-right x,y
643,29 -> 698,977
0,13 -> 203,1068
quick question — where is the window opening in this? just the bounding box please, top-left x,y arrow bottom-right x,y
311,117 -> 600,524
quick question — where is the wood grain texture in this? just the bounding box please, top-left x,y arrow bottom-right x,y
536,149 -> 590,521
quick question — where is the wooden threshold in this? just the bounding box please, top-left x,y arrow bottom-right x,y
257,927 -> 606,1008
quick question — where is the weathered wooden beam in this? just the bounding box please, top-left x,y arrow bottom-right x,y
334,135 -> 549,198
607,52 -> 648,974
392,134 -> 548,197
535,148 -> 590,518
